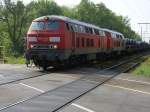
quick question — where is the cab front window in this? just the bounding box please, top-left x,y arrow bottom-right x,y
29,22 -> 45,30
29,21 -> 60,31
46,21 -> 59,30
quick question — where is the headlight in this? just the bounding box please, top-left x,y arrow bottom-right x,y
30,44 -> 35,48
28,37 -> 37,42
53,45 -> 58,49
49,37 -> 60,42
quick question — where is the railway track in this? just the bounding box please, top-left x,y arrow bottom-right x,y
0,71 -> 48,86
0,52 -> 144,86
0,52 -> 148,112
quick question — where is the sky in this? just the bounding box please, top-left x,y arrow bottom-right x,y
14,0 -> 150,42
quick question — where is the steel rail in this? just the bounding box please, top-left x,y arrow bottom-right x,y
0,52 -> 148,112
0,52 -> 145,86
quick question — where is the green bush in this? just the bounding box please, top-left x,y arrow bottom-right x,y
6,56 -> 25,64
131,58 -> 150,77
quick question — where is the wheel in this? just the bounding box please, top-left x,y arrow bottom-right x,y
33,59 -> 39,66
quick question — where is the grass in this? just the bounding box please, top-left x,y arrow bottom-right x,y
131,57 -> 150,77
5,56 -> 25,64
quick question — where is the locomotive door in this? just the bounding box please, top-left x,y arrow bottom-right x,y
105,32 -> 111,49
100,37 -> 103,50
70,24 -> 76,52
72,32 -> 76,49
101,37 -> 105,50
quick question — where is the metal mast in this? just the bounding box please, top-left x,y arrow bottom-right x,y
138,23 -> 150,43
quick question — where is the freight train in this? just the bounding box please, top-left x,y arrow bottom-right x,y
25,15 -> 149,70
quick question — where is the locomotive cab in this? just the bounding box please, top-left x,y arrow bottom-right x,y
27,17 -> 64,49
26,16 -> 67,68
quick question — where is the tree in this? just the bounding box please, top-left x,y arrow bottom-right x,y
74,0 -> 97,23
61,6 -> 75,18
71,0 -> 140,40
1,0 -> 33,54
32,0 -> 62,17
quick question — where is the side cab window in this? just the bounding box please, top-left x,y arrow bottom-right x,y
65,23 -> 74,32
73,24 -> 79,32
89,28 -> 93,34
85,27 -> 89,33
94,29 -> 99,35
66,23 -> 70,31
80,26 -> 85,33
111,33 -> 117,38
99,30 -> 105,37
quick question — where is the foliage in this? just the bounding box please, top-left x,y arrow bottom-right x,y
0,0 -> 141,57
1,0 -> 34,55
72,0 -> 141,40
5,56 -> 25,64
34,0 -> 62,17
131,57 -> 150,77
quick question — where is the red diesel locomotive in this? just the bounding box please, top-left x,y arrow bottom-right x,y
25,15 -> 148,70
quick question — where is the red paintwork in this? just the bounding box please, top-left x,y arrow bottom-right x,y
104,31 -> 113,49
27,20 -> 65,49
25,16 -> 150,68
27,18 -> 121,53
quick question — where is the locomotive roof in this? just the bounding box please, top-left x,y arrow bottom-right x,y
102,28 -> 124,37
34,15 -> 124,37
34,15 -> 102,30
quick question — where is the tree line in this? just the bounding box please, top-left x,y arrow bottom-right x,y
0,0 -> 141,56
